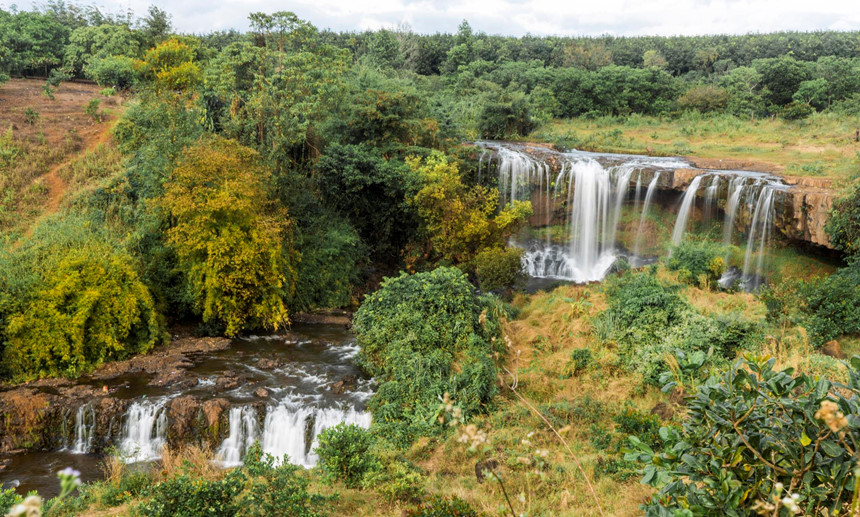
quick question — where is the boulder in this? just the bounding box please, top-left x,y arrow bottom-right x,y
821,340 -> 846,359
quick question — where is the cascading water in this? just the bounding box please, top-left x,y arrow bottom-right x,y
633,172 -> 661,257
261,403 -> 371,468
478,141 -> 788,291
216,407 -> 259,467
741,186 -> 777,289
120,401 -> 167,463
722,176 -> 746,245
703,176 -> 721,220
670,175 -> 704,247
70,405 -> 96,454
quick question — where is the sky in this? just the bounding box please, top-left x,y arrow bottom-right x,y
8,0 -> 860,36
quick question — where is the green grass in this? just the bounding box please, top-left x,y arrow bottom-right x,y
533,112 -> 860,184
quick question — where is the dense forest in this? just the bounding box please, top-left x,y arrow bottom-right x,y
1,2 -> 860,516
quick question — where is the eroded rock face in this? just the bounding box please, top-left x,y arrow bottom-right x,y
773,187 -> 833,248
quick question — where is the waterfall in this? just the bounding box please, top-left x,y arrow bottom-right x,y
634,172 -> 661,257
633,171 -> 643,215
120,401 -> 167,463
741,186 -> 776,290
670,175 -> 704,247
70,405 -> 96,454
703,176 -> 721,220
261,404 -> 371,467
216,407 -> 259,467
480,142 -> 786,288
722,176 -> 746,245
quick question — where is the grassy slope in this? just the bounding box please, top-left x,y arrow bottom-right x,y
0,79 -> 123,244
533,112 -> 860,184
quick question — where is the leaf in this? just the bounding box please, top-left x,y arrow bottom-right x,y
800,432 -> 812,447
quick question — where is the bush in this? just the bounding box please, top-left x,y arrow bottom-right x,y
628,356 -> 860,515
84,55 -> 138,90
405,495 -> 484,516
0,488 -> 22,515
826,182 -> 860,258
100,470 -> 151,506
138,472 -> 245,517
362,456 -> 426,502
353,267 -> 507,446
2,237 -> 163,380
85,98 -> 102,122
666,240 -> 727,289
473,246 -> 526,294
678,85 -> 728,113
799,259 -> 860,346
781,101 -> 814,120
315,423 -> 375,489
139,444 -> 327,517
23,108 -> 39,125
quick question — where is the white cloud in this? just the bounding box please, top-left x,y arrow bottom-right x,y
7,0 -> 860,36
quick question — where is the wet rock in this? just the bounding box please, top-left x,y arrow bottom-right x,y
91,336 -> 231,381
167,396 -> 200,444
257,358 -> 280,370
215,375 -> 240,392
201,399 -> 230,429
650,402 -> 674,420
822,340 -> 846,359
329,375 -> 358,395
254,388 -> 270,399
291,310 -> 353,326
0,388 -> 62,452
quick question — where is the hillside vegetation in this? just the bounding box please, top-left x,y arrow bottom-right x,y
0,3 -> 859,517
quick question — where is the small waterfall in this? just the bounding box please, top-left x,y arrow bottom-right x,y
261,404 -> 371,467
120,401 -> 167,463
633,171 -> 643,214
722,176 -> 746,245
70,405 -> 96,454
741,186 -> 776,290
670,175 -> 704,247
564,160 -> 616,281
216,407 -> 259,467
703,176 -> 721,220
634,172 -> 661,257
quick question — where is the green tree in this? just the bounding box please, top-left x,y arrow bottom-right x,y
409,152 -> 532,265
792,78 -> 829,109
159,136 -> 298,336
752,55 -> 812,107
64,24 -> 139,77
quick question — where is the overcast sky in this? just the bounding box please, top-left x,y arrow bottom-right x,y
8,0 -> 860,36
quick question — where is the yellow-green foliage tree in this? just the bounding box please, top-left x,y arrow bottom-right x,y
4,246 -> 162,380
136,37 -> 202,92
160,136 -> 297,336
409,152 -> 532,265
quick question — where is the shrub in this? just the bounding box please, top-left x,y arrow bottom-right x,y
353,267 -> 507,446
362,456 -> 425,502
798,258 -> 860,346
405,495 -> 484,516
2,241 -> 163,380
85,55 -> 138,90
100,470 -> 151,506
781,101 -> 814,120
85,98 -> 102,123
238,444 -> 328,517
678,85 -> 728,113
473,246 -> 526,294
23,108 -> 39,125
627,356 -> 860,515
315,423 -> 375,489
0,488 -> 22,515
666,240 -> 727,289
138,472 -> 245,517
826,182 -> 860,258
565,348 -> 593,377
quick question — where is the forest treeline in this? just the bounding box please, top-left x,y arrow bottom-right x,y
5,3 -> 860,134
0,2 -> 858,378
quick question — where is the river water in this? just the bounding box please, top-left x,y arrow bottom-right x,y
0,323 -> 373,498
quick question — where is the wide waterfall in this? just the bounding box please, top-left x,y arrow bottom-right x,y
478,142 -> 786,290
260,404 -> 371,467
